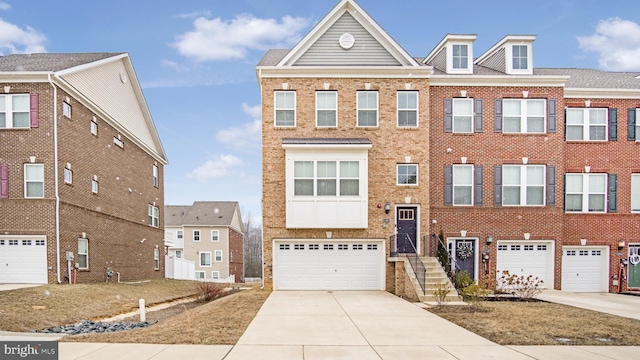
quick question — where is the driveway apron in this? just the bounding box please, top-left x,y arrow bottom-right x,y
226,290 -> 531,360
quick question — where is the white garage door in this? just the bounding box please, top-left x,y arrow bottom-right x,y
274,240 -> 384,290
0,238 -> 48,284
562,247 -> 608,292
496,241 -> 553,289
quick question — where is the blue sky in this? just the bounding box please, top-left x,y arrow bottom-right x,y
2,0 -> 640,222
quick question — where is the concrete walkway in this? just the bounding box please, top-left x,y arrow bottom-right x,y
2,290 -> 639,359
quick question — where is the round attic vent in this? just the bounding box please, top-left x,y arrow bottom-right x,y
339,33 -> 355,50
119,71 -> 127,83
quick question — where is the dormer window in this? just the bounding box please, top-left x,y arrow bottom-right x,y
512,45 -> 528,70
452,44 -> 469,70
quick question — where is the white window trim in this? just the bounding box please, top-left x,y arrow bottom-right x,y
175,250 -> 182,259
632,174 -> 640,213
90,119 -> 98,136
274,91 -> 296,127
316,91 -> 337,128
565,173 -> 607,213
148,205 -> 159,227
565,108 -> 608,142
78,238 -> 88,269
152,165 -> 159,187
453,164 -> 474,206
0,94 -> 30,129
193,230 -> 201,242
452,98 -> 474,133
506,43 -> 533,75
502,165 -> 546,206
177,230 -> 183,239
502,99 -> 546,134
212,271 -> 220,279
64,167 -> 73,184
200,251 -> 212,267
397,91 -> 418,128
214,250 -> 223,262
211,230 -> 219,242
195,271 -> 205,280
153,248 -> 160,270
356,91 -> 379,128
63,102 -> 72,118
24,163 -> 44,198
397,164 -> 418,186
447,42 -> 473,74
91,179 -> 99,194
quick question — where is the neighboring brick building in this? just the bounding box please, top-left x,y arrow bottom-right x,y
0,53 -> 168,284
258,0 -> 640,294
164,201 -> 244,283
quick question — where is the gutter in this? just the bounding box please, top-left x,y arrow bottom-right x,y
48,74 -> 61,284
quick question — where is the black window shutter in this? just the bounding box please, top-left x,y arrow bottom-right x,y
474,165 -> 483,206
444,99 -> 453,133
444,165 -> 453,206
562,174 -> 567,212
609,108 -> 617,141
628,108 -> 636,141
563,108 -> 567,141
608,173 -> 617,213
494,165 -> 502,206
494,99 -> 503,133
546,165 -> 556,206
474,99 -> 484,133
547,99 -> 556,133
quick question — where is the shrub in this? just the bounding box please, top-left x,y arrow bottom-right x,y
452,270 -> 473,290
194,281 -> 224,302
460,282 -> 489,309
432,283 -> 451,307
496,270 -> 544,300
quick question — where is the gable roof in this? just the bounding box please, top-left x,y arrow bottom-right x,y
165,201 -> 241,227
276,0 -> 420,68
0,53 -> 167,164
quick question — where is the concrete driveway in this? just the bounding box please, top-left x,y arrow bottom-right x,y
225,291 -> 531,360
0,283 -> 42,291
538,290 -> 640,320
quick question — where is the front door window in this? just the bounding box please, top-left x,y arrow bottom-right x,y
396,207 -> 417,253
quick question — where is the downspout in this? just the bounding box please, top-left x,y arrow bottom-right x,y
260,199 -> 264,290
48,74 -> 61,283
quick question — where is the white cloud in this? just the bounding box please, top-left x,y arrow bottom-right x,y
171,14 -> 311,61
177,10 -> 212,19
187,154 -> 244,181
0,18 -> 47,54
216,120 -> 261,150
0,2 -> 10,10
578,17 -> 640,71
242,103 -> 262,119
160,59 -> 189,72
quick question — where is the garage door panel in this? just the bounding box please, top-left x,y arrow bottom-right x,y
496,242 -> 552,289
562,248 -> 608,292
274,240 -> 383,290
0,238 -> 47,284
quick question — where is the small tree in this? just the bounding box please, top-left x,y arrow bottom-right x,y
432,283 -> 451,307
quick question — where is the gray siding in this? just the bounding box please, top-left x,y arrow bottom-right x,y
478,47 -> 506,73
430,48 -> 447,72
294,13 -> 401,66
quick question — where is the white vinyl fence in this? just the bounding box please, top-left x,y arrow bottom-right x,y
165,256 -> 195,280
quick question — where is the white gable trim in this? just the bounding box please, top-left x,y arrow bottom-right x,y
424,34 -> 477,65
277,0 -> 419,67
475,35 -> 536,65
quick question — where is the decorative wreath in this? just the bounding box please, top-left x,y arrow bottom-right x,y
456,243 -> 473,260
630,254 -> 640,266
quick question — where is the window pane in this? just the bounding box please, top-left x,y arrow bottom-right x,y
526,187 -> 544,205
589,175 -> 606,192
340,161 -> 359,177
565,175 -> 583,192
453,116 -> 472,132
78,239 -> 88,253
527,167 -> 544,185
566,109 -> 584,124
317,110 -> 336,126
565,194 -> 583,212
317,179 -> 336,196
589,126 -> 606,140
454,186 -> 472,205
527,117 -> 544,132
358,110 -> 377,126
275,110 -> 294,126
294,179 -> 313,195
317,161 -> 336,177
503,187 -> 521,205
503,118 -> 521,132
358,92 -> 377,108
502,166 -> 521,185
632,175 -> 640,211
13,113 -> 29,128
27,182 -> 44,197
0,113 -> 5,128
340,179 -> 359,195
78,255 -> 87,269
26,164 -> 44,180
398,165 -> 417,184
588,194 -> 605,212
453,166 -> 472,185
503,100 -> 521,116
398,111 -> 417,126
294,161 -> 313,177
566,125 -> 583,140
398,92 -> 417,109
589,109 -> 606,124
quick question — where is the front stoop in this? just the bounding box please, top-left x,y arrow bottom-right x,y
405,257 -> 463,305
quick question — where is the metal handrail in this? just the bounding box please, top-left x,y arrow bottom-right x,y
390,233 -> 426,295
435,234 -> 461,275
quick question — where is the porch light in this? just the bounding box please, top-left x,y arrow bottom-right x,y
618,239 -> 625,250
384,203 -> 391,214
486,235 -> 494,245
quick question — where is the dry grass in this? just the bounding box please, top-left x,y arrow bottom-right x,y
0,279 -> 200,332
429,300 -> 640,346
63,288 -> 270,345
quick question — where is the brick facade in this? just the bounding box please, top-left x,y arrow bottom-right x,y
0,76 -> 165,283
